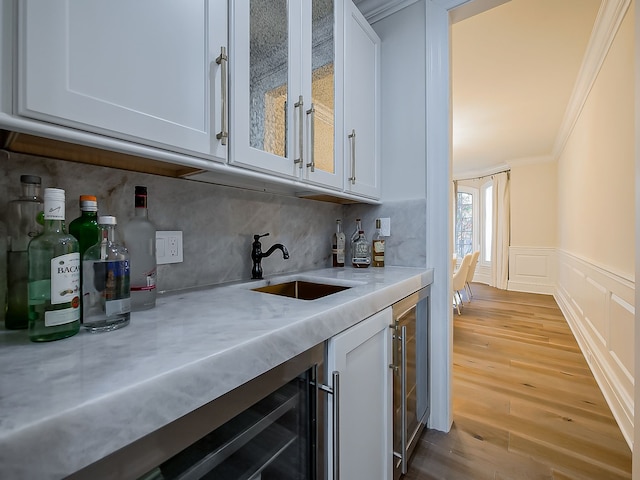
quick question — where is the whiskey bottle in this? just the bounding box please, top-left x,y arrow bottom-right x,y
28,188 -> 81,342
372,218 -> 385,267
82,216 -> 131,332
332,220 -> 346,267
123,186 -> 157,311
351,223 -> 371,268
6,175 -> 43,329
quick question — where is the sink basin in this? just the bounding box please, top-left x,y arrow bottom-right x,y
252,280 -> 351,300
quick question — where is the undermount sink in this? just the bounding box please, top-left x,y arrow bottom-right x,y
252,280 -> 352,300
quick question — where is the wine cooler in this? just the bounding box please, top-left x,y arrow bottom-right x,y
68,346 -> 325,480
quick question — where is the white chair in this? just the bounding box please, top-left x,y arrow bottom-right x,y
452,253 -> 472,315
464,250 -> 480,301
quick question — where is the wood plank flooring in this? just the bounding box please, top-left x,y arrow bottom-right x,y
404,283 -> 632,480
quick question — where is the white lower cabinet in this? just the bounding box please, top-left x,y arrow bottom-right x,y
326,307 -> 393,480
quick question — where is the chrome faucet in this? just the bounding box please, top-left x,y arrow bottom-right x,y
251,233 -> 289,279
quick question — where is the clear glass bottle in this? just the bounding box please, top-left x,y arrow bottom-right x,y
82,216 -> 131,332
0,220 -> 6,327
123,186 -> 157,311
6,175 -> 44,330
372,218 -> 385,267
28,188 -> 81,342
332,219 -> 346,267
69,195 -> 101,257
351,222 -> 371,268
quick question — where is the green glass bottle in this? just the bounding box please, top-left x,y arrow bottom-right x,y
28,188 -> 81,342
69,195 -> 100,257
6,175 -> 44,329
69,195 -> 100,323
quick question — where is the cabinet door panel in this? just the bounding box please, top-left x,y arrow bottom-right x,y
344,4 -> 380,198
327,308 -> 392,480
231,0 -> 300,177
18,0 -> 225,159
303,0 -> 343,190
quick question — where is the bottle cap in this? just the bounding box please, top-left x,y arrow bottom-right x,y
20,175 -> 41,185
135,186 -> 147,195
44,188 -> 65,220
98,216 -> 117,225
79,195 -> 98,211
376,218 -> 381,228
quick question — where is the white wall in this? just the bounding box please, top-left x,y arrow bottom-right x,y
555,0 -> 635,448
376,1 -> 426,201
508,160 -> 558,293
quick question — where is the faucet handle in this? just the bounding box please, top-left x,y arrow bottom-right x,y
254,233 -> 270,241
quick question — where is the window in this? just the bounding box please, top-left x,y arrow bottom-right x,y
455,188 -> 476,258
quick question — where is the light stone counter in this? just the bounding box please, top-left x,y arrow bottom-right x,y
0,266 -> 433,479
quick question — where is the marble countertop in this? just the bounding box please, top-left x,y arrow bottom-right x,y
0,266 -> 433,479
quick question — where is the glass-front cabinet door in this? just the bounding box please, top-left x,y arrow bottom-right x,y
230,0 -> 343,190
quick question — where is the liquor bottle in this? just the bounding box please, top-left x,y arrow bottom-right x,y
123,186 -> 157,311
82,216 -> 131,332
69,195 -> 101,257
332,219 -> 346,267
351,223 -> 371,268
27,188 -> 81,342
6,175 -> 44,329
372,218 -> 385,267
349,218 -> 362,265
69,195 -> 101,324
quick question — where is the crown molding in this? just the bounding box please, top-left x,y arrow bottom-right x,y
552,0 -> 632,159
354,0 -> 420,23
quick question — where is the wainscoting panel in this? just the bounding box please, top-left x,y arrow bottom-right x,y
555,249 -> 635,448
507,246 -> 556,294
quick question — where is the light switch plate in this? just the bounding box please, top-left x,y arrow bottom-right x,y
156,231 -> 183,264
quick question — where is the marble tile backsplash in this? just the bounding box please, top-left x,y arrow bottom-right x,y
1,150 -> 426,292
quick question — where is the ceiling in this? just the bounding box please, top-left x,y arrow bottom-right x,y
451,0 -> 601,178
355,0 -> 603,179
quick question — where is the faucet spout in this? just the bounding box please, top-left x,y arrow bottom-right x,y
264,243 -> 289,259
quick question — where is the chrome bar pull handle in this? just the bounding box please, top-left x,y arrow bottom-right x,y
348,129 -> 356,184
306,103 -> 315,172
294,96 -> 304,168
332,371 -> 340,480
215,46 -> 228,145
400,325 -> 408,474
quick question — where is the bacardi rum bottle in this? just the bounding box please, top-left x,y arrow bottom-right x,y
27,188 -> 81,342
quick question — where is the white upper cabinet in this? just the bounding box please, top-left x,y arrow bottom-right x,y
17,0 -> 228,161
230,0 -> 344,190
344,2 -> 381,198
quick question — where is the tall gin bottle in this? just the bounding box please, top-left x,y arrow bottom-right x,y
6,175 -> 44,329
123,186 -> 157,311
83,216 -> 130,332
332,220 -> 346,267
28,188 -> 81,342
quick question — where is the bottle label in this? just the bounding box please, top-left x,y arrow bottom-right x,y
46,252 -> 81,326
374,240 -> 385,254
50,253 -> 80,305
336,235 -> 345,264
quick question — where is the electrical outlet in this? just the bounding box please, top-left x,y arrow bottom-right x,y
379,217 -> 391,237
156,231 -> 183,264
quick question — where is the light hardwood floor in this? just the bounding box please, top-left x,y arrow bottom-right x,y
404,283 -> 632,480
